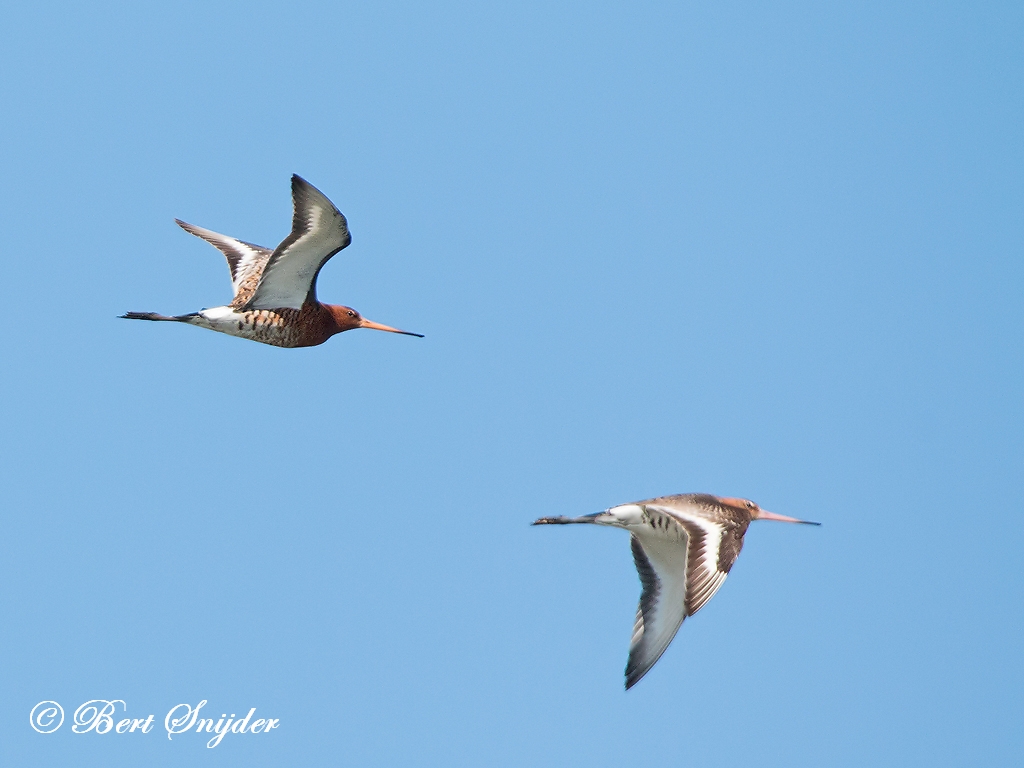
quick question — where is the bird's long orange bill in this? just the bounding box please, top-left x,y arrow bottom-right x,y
757,509 -> 821,525
359,318 -> 424,338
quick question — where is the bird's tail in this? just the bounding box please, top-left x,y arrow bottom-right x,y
120,311 -> 198,322
531,513 -> 603,526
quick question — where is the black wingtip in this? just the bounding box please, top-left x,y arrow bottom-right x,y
624,659 -> 652,691
624,667 -> 642,691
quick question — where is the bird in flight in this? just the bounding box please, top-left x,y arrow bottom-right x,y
533,493 -> 819,689
122,175 -> 422,347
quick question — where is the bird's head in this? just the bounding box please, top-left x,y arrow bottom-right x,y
718,497 -> 820,525
327,305 -> 424,337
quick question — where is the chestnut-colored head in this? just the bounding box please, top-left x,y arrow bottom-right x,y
718,496 -> 820,525
327,304 -> 423,338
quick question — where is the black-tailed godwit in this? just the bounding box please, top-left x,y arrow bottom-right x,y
533,493 -> 819,689
122,175 -> 422,347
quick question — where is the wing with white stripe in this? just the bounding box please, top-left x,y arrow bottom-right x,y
647,503 -> 733,616
246,175 -> 351,310
625,534 -> 690,690
175,219 -> 272,301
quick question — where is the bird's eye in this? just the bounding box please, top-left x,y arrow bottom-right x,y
347,310 -> 357,318
745,500 -> 756,509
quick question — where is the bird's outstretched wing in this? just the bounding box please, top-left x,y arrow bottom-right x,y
625,534 -> 691,689
624,505 -> 738,689
175,220 -> 272,304
245,175 -> 352,310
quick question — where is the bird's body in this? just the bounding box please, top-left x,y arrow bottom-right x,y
533,493 -> 819,689
122,175 -> 422,347
128,303 -> 358,349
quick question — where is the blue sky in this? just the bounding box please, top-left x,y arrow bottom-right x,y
1,1 -> 1021,765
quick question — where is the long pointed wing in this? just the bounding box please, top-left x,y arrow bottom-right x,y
625,534 -> 690,689
175,219 -> 272,301
624,504 -> 743,689
245,175 -> 351,310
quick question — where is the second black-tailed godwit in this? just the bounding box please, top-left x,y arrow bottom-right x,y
122,175 -> 422,348
533,493 -> 819,689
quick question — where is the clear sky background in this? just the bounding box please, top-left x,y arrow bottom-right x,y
0,1 -> 1021,765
